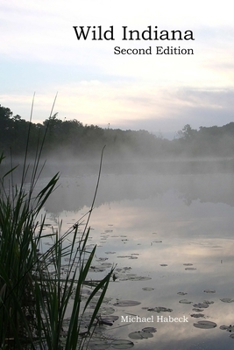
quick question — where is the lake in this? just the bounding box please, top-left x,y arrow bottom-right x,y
40,160 -> 234,349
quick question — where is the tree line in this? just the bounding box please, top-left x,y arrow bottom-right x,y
1,104 -> 234,159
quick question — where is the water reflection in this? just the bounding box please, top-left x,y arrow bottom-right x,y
43,171 -> 234,215
41,169 -> 234,349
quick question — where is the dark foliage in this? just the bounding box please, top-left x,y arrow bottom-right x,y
1,104 -> 234,159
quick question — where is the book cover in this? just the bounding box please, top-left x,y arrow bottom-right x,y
1,1 -> 234,349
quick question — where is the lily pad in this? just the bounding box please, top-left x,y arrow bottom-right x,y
220,298 -> 234,303
204,289 -> 216,293
148,306 -> 173,313
193,301 -> 212,309
99,315 -> 119,326
220,325 -> 228,330
101,263 -> 113,268
114,300 -> 141,307
193,308 -> 204,312
191,313 -> 205,318
128,331 -> 153,339
220,324 -> 234,332
179,299 -> 192,304
142,327 -> 157,333
96,257 -> 108,261
120,275 -> 151,282
193,321 -> 217,329
111,339 -> 134,349
89,339 -> 111,349
177,292 -> 187,296
90,266 -> 106,272
129,276 -> 151,281
220,325 -> 234,331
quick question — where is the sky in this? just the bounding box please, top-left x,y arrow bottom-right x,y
1,0 -> 234,139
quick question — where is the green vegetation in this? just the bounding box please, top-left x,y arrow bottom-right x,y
1,104 -> 234,159
0,107 -> 113,349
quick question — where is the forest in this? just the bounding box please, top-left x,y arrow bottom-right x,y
1,104 -> 234,160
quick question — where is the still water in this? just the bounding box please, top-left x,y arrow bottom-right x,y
41,163 -> 234,349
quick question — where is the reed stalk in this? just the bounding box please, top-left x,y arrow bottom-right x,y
0,101 -> 113,349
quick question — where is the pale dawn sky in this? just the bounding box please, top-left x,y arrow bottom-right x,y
1,0 -> 234,138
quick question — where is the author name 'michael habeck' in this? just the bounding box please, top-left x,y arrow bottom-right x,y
121,315 -> 189,323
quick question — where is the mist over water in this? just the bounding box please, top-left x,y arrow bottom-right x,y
38,155 -> 234,215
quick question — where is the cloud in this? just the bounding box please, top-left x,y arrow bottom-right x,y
174,88 -> 234,110
1,0 -> 234,139
2,85 -> 233,141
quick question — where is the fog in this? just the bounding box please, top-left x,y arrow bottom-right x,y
11,153 -> 229,215
32,156 -> 230,214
